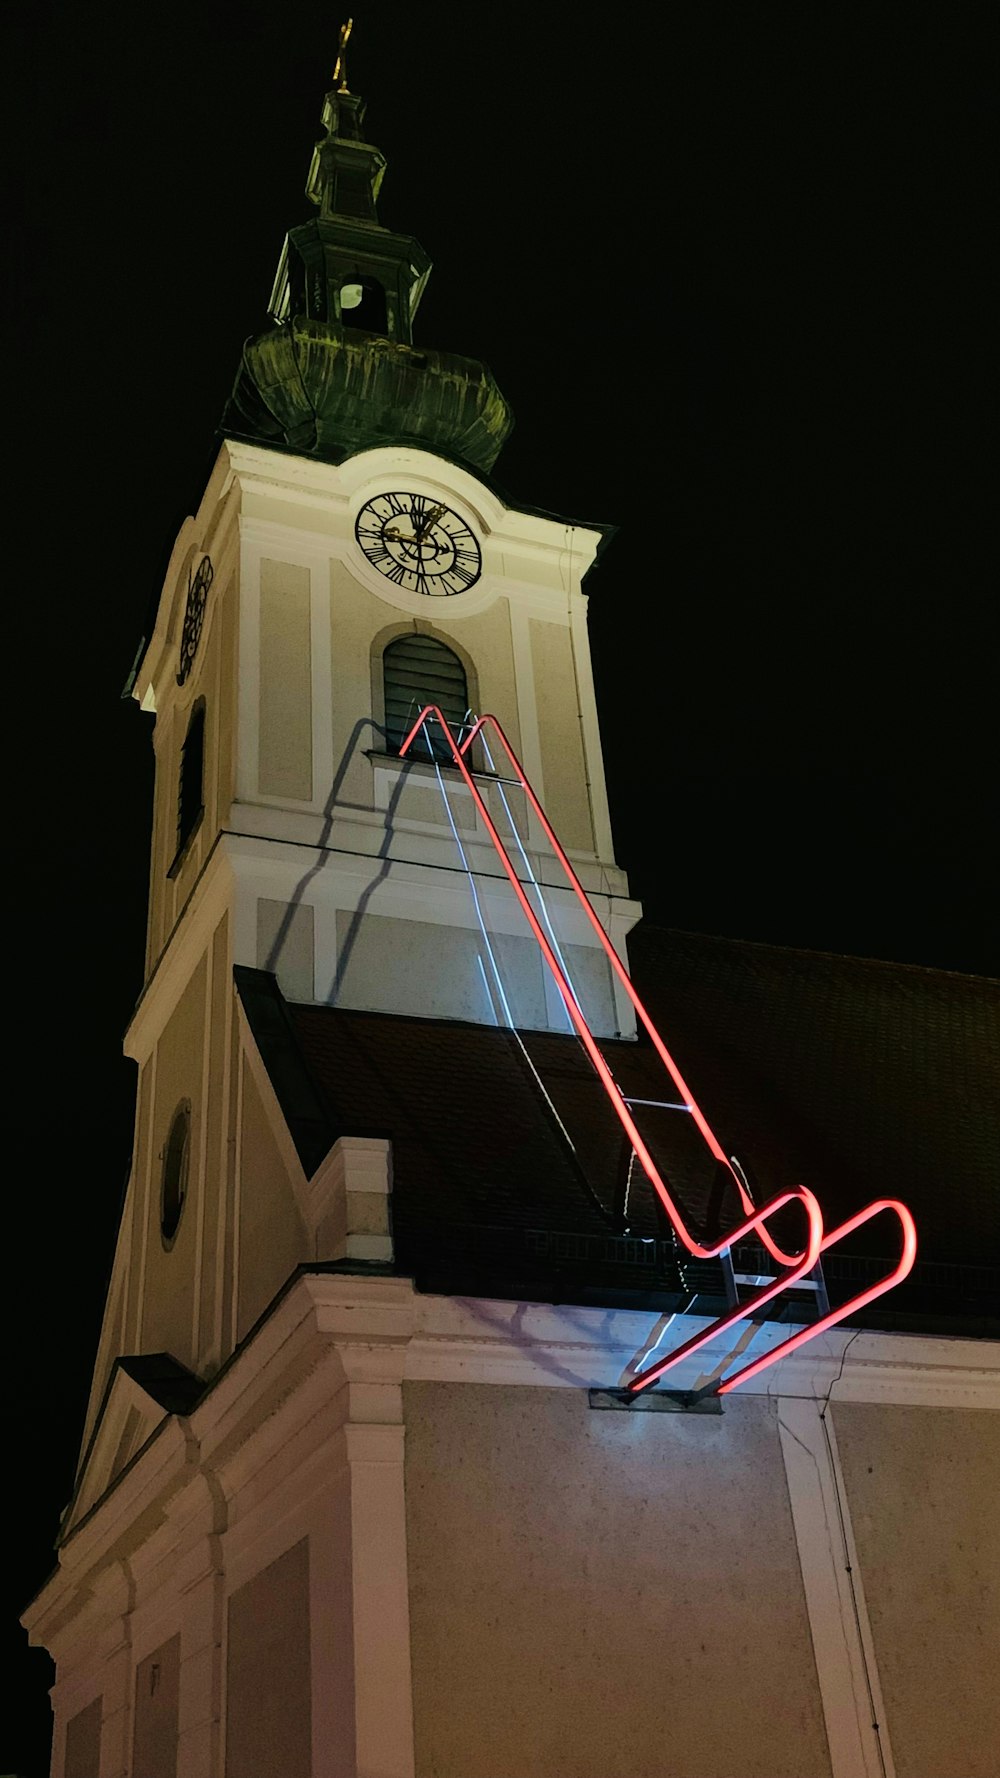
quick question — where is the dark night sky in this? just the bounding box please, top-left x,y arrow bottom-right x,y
7,3 -> 997,1769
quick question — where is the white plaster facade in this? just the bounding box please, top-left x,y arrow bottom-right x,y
27,1276 -> 1000,1778
135,439 -> 639,1047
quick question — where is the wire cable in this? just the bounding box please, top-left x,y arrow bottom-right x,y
426,722 -> 582,1163
478,725 -> 578,1033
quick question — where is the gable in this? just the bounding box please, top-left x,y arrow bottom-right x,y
62,1354 -> 202,1541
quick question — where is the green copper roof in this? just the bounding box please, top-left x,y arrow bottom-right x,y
223,80 -> 512,472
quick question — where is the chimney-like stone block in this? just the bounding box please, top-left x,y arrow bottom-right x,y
307,1136 -> 393,1263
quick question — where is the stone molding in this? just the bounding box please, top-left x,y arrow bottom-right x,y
24,1277 -> 1000,1777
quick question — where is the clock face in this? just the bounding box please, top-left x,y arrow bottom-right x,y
355,492 -> 482,596
177,555 -> 213,686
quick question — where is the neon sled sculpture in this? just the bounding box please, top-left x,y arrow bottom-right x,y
400,707 -> 917,1397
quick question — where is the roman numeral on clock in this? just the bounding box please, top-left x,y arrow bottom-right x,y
356,494 -> 481,593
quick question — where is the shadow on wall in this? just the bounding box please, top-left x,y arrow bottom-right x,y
262,716 -> 419,1005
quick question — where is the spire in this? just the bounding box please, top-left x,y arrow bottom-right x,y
223,29 -> 513,474
332,15 -> 352,91
265,31 -> 420,343
299,21 -> 384,235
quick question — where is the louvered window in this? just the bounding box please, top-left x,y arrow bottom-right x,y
383,634 -> 468,761
169,701 -> 205,874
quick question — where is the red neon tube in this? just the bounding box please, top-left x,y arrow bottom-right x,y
401,708 -> 821,1271
399,708 -> 917,1395
715,1200 -> 919,1392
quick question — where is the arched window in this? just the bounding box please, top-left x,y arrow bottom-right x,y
383,634 -> 468,762
172,701 -> 205,870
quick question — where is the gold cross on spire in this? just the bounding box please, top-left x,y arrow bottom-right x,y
332,17 -> 354,93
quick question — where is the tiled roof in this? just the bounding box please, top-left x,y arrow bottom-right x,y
627,926 -> 999,1268
237,924 -> 999,1330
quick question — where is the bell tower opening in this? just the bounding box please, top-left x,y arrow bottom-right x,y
340,275 -> 387,333
169,700 -> 205,877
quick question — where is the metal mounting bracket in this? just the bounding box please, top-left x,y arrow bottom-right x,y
588,1388 -> 723,1415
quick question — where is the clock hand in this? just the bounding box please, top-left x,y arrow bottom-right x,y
384,505 -> 447,556
414,503 -> 445,541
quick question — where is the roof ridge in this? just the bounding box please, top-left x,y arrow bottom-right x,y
637,923 -> 999,987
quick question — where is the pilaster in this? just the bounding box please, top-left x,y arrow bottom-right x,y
174,1476 -> 227,1778
91,1562 -> 134,1778
345,1401 -> 414,1778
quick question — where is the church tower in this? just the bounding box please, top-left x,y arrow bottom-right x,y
135,59 -> 636,1037
23,37 -> 996,1778
69,49 -> 640,1510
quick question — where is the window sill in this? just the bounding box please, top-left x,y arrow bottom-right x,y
366,749 -> 501,784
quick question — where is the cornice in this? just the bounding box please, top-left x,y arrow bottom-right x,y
226,437 -> 603,569
24,1273 -> 998,1653
219,816 -> 634,902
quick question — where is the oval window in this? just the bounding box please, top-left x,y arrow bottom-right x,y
160,1102 -> 191,1246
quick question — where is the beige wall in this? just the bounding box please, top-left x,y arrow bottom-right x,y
388,770 -> 479,830
331,563 -> 400,805
331,911 -> 620,1034
225,1539 -> 312,1778
259,557 -> 313,800
404,1382 -> 831,1778
530,615 -> 594,851
236,1062 -> 307,1342
333,910 -> 547,1025
443,597 -> 520,756
257,896 -> 315,1002
833,1402 -> 1000,1778
198,911 -> 233,1370
563,939 -> 618,1033
64,1696 -> 101,1778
